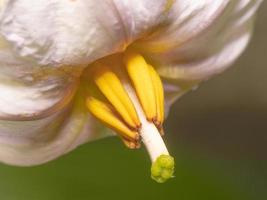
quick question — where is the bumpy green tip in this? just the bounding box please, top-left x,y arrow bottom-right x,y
151,154 -> 175,183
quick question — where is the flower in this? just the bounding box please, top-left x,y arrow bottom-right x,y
0,0 -> 262,182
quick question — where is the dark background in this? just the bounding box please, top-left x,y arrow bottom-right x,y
0,3 -> 266,200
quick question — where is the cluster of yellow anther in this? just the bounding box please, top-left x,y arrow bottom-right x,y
85,52 -> 164,148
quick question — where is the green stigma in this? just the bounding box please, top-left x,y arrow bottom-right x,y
151,154 -> 175,183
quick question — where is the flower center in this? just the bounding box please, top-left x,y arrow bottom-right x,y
84,51 -> 174,183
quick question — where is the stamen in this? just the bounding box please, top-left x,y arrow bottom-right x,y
124,52 -> 157,121
148,64 -> 164,131
92,63 -> 141,129
85,52 -> 174,183
121,137 -> 141,149
86,97 -> 139,141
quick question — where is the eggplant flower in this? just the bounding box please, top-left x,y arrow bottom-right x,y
0,0 -> 262,183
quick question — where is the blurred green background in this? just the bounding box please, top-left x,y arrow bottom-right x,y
0,3 -> 267,200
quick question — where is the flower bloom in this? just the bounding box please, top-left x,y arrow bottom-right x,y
0,0 -> 262,182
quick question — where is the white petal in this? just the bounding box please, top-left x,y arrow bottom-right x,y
0,0 -> 168,66
0,0 -> 168,118
0,0 -> 169,165
0,91 -> 111,166
0,35 -> 79,119
138,0 -> 263,80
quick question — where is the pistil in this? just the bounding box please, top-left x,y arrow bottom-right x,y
122,71 -> 174,183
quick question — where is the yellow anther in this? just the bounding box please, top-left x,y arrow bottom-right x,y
124,52 -> 157,121
85,53 -> 166,147
121,137 -> 141,149
86,97 -> 139,141
93,63 -> 141,129
84,53 -> 174,182
148,64 -> 164,127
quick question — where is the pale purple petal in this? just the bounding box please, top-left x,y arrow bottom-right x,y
139,0 -> 263,80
